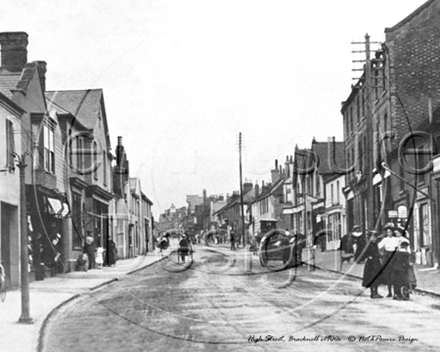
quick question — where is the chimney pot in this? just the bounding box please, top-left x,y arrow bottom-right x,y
118,136 -> 123,146
0,32 -> 28,72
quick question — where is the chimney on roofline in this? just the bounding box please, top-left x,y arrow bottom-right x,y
37,61 -> 47,92
0,32 -> 28,72
271,159 -> 280,183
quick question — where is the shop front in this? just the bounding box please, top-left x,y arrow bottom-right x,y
26,185 -> 69,280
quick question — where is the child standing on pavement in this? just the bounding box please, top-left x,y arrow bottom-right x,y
95,247 -> 104,269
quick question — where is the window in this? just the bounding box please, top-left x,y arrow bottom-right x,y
93,142 -> 98,180
356,96 -> 360,124
77,137 -> 83,174
358,139 -> 363,173
349,107 -> 353,133
361,90 -> 365,117
316,175 -> 320,196
331,184 -> 334,205
44,124 -> 55,173
336,181 -> 340,205
5,119 -> 15,170
103,151 -> 107,185
384,113 -> 388,133
419,203 -> 431,248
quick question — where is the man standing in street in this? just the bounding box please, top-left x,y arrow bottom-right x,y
230,231 -> 236,251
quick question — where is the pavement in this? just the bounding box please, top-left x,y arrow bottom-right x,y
304,248 -> 440,297
0,248 -> 171,352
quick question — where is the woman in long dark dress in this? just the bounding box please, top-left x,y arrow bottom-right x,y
107,240 -> 117,266
362,231 -> 384,299
378,223 -> 397,297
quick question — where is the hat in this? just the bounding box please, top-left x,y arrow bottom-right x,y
395,226 -> 407,235
384,222 -> 395,231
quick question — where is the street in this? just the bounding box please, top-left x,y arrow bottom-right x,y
42,240 -> 440,352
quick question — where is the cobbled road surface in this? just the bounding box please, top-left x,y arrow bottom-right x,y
42,241 -> 440,352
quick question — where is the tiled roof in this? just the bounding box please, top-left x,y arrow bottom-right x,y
45,89 -> 103,129
0,73 -> 20,98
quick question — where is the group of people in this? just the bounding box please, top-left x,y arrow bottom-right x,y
360,223 -> 414,300
76,235 -> 118,271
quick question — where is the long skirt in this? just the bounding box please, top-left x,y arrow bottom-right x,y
380,250 -> 394,285
362,257 -> 383,287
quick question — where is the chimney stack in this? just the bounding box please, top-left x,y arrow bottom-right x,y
271,159 -> 280,183
0,32 -> 28,72
37,61 -> 47,92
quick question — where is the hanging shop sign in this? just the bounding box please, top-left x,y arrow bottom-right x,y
388,210 -> 398,218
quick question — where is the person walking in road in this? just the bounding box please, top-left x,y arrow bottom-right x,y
339,231 -> 354,269
362,231 -> 384,299
178,233 -> 190,263
230,231 -> 236,251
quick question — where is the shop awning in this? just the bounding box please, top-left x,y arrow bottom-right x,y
47,197 -> 63,215
47,198 -> 70,218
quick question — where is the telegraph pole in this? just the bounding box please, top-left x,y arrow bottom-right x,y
364,34 -> 375,233
238,133 -> 251,271
351,34 -> 380,232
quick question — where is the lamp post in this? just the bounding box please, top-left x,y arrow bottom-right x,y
16,153 -> 33,324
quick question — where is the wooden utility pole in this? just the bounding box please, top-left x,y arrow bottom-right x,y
364,33 -> 375,233
238,133 -> 251,271
351,34 -> 378,232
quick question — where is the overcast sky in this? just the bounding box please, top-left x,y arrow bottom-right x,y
1,0 -> 427,217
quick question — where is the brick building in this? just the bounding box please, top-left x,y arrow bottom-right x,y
342,0 -> 440,266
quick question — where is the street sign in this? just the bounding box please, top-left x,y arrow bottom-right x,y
388,210 -> 398,218
398,205 -> 408,219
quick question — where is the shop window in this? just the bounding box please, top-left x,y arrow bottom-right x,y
72,193 -> 83,249
419,203 -> 431,249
